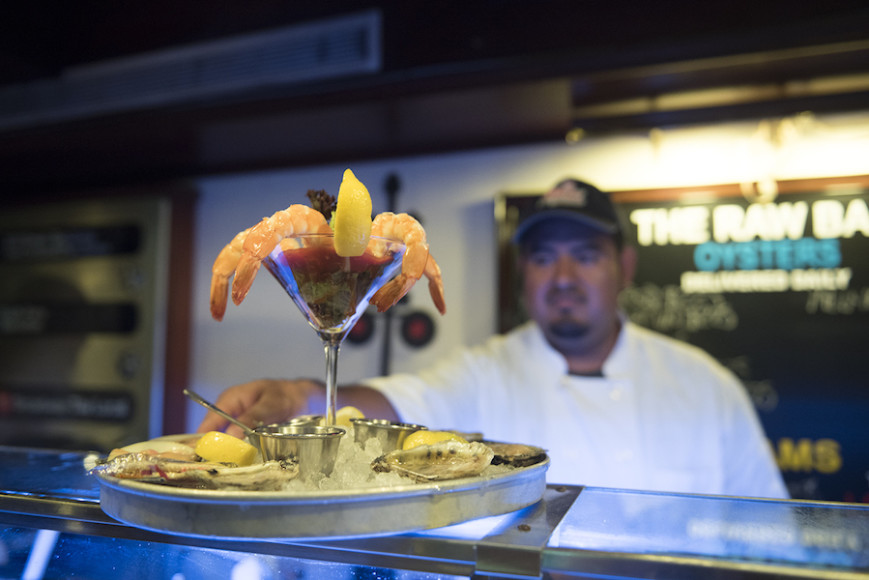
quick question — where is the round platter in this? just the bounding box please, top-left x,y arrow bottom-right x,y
96,458 -> 549,541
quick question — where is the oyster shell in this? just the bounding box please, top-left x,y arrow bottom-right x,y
371,440 -> 494,482
485,442 -> 547,467
93,452 -> 299,491
107,439 -> 198,462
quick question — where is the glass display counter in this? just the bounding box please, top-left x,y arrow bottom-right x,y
1,446 -> 868,579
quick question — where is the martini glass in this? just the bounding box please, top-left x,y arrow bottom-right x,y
262,233 -> 405,426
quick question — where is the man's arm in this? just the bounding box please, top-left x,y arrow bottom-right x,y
195,378 -> 399,438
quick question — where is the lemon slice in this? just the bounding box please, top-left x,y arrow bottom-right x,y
332,168 -> 373,257
402,430 -> 468,450
335,405 -> 365,428
194,431 -> 258,466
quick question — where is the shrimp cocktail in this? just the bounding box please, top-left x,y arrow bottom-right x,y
210,169 -> 446,426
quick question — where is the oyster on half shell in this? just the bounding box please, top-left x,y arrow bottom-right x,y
93,452 -> 299,491
371,440 -> 494,482
485,442 -> 547,467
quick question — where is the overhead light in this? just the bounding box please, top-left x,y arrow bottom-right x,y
564,127 -> 585,144
570,40 -> 869,131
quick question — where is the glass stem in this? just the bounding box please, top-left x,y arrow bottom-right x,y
322,336 -> 341,426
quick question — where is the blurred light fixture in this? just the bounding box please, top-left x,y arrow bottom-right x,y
570,40 -> 869,132
564,127 -> 586,144
740,177 -> 779,204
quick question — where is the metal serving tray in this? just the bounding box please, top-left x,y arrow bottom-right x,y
97,459 -> 549,541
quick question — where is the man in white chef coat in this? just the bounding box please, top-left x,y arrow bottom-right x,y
198,178 -> 788,499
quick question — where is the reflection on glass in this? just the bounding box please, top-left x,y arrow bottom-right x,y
0,526 -> 467,579
549,487 -> 869,569
0,447 -> 99,501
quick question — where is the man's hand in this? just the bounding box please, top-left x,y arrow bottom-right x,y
195,378 -> 323,438
194,379 -> 400,438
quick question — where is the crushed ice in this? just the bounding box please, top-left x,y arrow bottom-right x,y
280,426 -> 513,492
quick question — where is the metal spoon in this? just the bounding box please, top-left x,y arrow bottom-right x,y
183,388 -> 255,435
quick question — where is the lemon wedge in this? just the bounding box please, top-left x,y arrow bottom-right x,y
332,168 -> 373,257
335,405 -> 365,428
402,430 -> 468,450
194,431 -> 258,466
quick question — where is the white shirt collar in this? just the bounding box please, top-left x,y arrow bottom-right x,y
526,314 -> 631,379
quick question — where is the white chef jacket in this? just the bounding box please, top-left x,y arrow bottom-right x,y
364,320 -> 788,499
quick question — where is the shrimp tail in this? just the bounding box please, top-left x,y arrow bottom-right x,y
210,277 -> 230,321
370,275 -> 415,313
425,254 -> 446,315
371,253 -> 447,314
369,242 -> 429,312
428,277 -> 446,315
231,253 -> 262,306
210,227 -> 252,321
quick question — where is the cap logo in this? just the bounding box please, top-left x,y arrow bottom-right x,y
540,181 -> 587,208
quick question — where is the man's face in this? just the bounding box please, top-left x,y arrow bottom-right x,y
519,219 -> 631,356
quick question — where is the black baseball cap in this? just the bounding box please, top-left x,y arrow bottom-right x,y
512,179 -> 623,245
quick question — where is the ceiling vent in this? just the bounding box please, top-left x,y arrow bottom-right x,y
0,10 -> 381,131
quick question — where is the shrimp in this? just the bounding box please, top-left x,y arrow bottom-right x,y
369,212 -> 446,314
210,227 -> 252,321
231,204 -> 330,306
422,253 -> 447,315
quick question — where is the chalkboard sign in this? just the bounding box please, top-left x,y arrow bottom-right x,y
497,175 -> 869,502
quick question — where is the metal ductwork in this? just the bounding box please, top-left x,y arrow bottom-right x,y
0,10 -> 381,131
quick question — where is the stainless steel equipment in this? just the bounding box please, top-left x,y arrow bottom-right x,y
95,458 -> 549,540
0,197 -> 171,451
